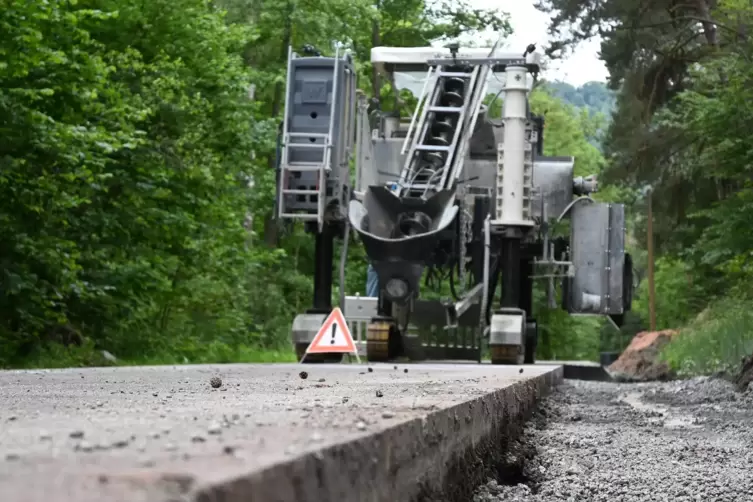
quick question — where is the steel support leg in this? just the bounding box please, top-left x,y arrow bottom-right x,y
309,222 -> 335,314
297,221 -> 342,363
491,237 -> 524,365
500,238 -> 521,308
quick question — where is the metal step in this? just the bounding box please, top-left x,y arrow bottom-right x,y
287,132 -> 330,139
437,71 -> 473,78
414,144 -> 451,152
281,164 -> 330,172
283,189 -> 320,196
285,142 -> 329,149
427,106 -> 464,113
279,213 -> 319,220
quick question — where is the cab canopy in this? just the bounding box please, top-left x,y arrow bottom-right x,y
370,46 -> 541,94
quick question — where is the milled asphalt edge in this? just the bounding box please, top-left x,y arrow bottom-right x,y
192,366 -> 564,502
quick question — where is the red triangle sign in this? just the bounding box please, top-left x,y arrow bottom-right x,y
305,308 -> 357,354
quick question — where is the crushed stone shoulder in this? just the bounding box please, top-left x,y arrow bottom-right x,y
473,377 -> 753,502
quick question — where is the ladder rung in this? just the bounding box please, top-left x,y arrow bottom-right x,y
437,71 -> 473,78
283,189 -> 319,195
281,164 -> 328,172
428,106 -> 464,113
415,144 -> 451,152
280,213 -> 319,220
286,143 -> 329,149
287,132 -> 329,139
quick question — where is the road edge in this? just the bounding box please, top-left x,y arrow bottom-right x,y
191,365 -> 564,502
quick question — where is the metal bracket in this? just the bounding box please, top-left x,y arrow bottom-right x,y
426,57 -> 531,68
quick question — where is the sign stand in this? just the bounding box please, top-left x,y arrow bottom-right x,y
300,307 -> 360,363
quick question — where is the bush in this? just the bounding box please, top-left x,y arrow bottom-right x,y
632,257 -> 706,331
662,296 -> 753,377
0,0 -> 282,366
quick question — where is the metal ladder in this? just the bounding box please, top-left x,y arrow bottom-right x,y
277,46 -> 342,231
396,64 -> 487,198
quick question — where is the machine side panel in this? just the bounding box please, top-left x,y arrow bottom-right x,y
530,157 -> 574,221
283,56 -> 353,213
607,204 -> 626,313
463,156 -> 574,223
368,137 -> 405,188
463,157 -> 497,191
569,202 -> 626,315
287,58 -> 341,165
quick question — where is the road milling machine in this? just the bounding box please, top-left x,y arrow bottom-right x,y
276,40 -> 634,364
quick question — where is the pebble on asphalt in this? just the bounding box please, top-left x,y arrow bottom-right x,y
210,376 -> 222,388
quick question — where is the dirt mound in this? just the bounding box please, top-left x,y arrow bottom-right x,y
607,330 -> 679,382
735,354 -> 753,392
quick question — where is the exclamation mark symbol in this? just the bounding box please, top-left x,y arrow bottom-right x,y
330,322 -> 337,345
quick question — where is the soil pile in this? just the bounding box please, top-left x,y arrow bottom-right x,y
606,329 -> 678,382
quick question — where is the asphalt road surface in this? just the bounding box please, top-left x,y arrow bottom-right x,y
0,363 -> 558,502
473,377 -> 753,502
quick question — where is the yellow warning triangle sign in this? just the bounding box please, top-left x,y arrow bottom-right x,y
305,308 -> 357,355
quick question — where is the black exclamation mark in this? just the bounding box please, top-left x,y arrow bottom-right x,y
330,323 -> 336,344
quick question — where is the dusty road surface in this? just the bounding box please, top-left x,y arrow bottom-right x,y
473,377 -> 753,502
0,362 -> 561,502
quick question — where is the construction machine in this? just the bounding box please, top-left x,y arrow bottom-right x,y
276,40 -> 633,364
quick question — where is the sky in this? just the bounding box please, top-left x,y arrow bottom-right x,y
468,0 -> 608,86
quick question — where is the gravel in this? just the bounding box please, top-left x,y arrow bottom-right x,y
474,377 -> 753,502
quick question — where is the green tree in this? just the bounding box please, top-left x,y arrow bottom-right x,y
534,0 -> 753,373
0,0 -> 281,365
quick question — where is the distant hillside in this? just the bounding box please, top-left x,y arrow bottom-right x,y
540,81 -> 616,151
543,81 -> 616,120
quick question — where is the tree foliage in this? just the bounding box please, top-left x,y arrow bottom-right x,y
0,0 -> 278,365
536,0 -> 753,372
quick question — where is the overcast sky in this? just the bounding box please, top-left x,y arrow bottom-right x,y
468,0 -> 608,86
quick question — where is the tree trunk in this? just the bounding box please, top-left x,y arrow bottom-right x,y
694,0 -> 718,46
